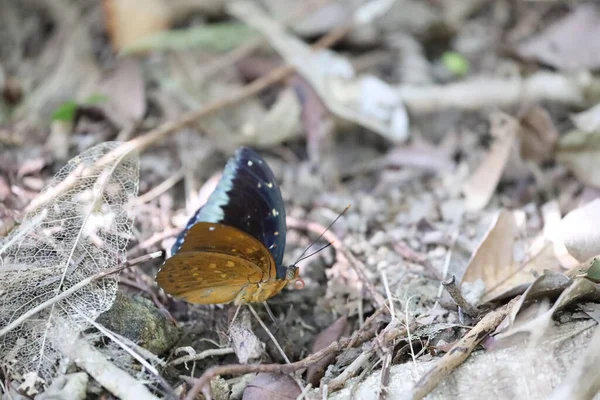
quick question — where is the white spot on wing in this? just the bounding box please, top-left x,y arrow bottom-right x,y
267,182 -> 273,188
247,160 -> 253,166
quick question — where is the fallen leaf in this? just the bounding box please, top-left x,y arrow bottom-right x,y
571,101 -> 600,133
462,112 -> 519,212
306,316 -> 349,386
242,373 -> 301,400
497,277 -> 598,344
103,0 -> 171,52
98,58 -> 146,126
516,4 -> 600,70
541,200 -> 580,269
558,199 -> 600,262
507,271 -> 571,325
519,106 -> 558,163
556,128 -> 600,188
228,1 -> 410,143
121,23 -> 254,55
462,210 -> 559,303
229,309 -> 263,364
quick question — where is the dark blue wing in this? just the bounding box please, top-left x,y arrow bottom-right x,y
172,147 -> 287,274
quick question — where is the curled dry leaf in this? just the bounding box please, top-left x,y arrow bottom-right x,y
461,210 -> 560,304
558,199 -> 600,262
497,277 -> 598,344
519,106 -> 558,163
229,309 -> 263,364
103,0 -> 172,52
306,315 -> 349,386
228,1 -> 410,143
516,4 -> 600,70
557,130 -> 600,188
242,373 -> 301,400
572,101 -> 600,133
97,58 -> 146,127
462,112 -> 519,212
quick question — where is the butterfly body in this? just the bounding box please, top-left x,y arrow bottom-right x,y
156,148 -> 298,304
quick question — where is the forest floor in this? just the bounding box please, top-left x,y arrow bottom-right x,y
2,1 -> 600,399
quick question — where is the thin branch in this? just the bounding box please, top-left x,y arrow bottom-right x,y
409,297 -> 519,400
0,251 -> 162,338
24,17 -> 352,214
442,275 -> 480,317
168,348 -> 234,367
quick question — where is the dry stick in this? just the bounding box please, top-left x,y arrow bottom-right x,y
202,0 -> 333,79
408,297 -> 519,400
135,168 -> 185,205
286,216 -> 386,308
185,339 -> 348,400
0,251 -> 162,338
169,348 -> 235,367
185,321 -> 382,400
441,275 -> 480,317
378,352 -> 392,400
25,22 -> 353,215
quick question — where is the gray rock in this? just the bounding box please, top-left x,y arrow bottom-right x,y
97,293 -> 180,355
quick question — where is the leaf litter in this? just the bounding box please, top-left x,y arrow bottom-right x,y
4,1 -> 600,399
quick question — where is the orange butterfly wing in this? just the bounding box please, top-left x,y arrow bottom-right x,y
156,222 -> 277,304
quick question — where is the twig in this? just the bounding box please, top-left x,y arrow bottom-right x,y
378,353 -> 392,400
202,0 -> 332,79
408,297 -> 519,400
247,304 -> 291,364
327,348 -> 373,391
397,72 -> 592,114
134,168 -> 185,205
441,275 -> 480,317
67,334 -> 159,400
184,338 -> 350,400
168,348 -> 234,367
0,251 -> 162,338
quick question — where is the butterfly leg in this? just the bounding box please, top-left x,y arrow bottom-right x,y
262,301 -> 279,327
228,303 -> 243,332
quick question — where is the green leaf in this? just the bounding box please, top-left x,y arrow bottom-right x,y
442,51 -> 469,77
586,258 -> 600,283
51,101 -> 78,122
84,94 -> 109,104
120,23 -> 255,55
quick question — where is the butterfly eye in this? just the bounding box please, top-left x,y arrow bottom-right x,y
294,278 -> 305,290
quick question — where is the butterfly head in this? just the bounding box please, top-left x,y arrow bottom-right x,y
283,264 -> 304,289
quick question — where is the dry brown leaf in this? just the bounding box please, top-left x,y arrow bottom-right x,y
242,373 -> 301,400
497,277 -> 598,344
572,102 -> 600,133
558,199 -> 600,262
519,106 -> 558,163
462,113 -> 519,212
306,316 -> 349,386
516,4 -> 600,70
98,58 -> 146,127
462,210 -> 560,303
103,0 -> 171,52
507,271 -> 571,325
556,128 -> 600,188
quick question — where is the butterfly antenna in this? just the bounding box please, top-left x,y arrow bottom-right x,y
293,204 -> 351,264
295,241 -> 334,263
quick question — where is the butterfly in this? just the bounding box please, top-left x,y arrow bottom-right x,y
156,147 -> 300,305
